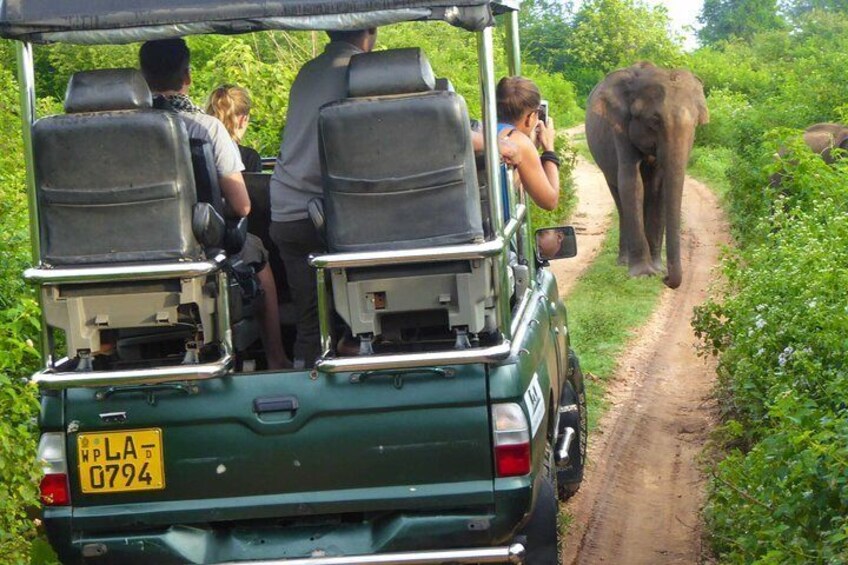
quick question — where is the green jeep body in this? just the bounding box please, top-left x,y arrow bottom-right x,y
3,1 -> 585,562
41,269 -> 571,563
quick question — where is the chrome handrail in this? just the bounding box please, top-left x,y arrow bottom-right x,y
503,204 -> 525,241
24,253 -> 226,285
32,352 -> 233,389
308,205 -> 526,271
309,239 -> 503,270
314,341 -> 511,374
216,543 -> 525,564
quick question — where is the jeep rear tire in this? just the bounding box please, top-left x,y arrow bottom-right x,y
520,441 -> 561,565
522,475 -> 560,564
557,352 -> 587,501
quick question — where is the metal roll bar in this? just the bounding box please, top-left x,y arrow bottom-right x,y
215,543 -> 525,565
32,352 -> 234,389
313,341 -> 511,375
309,206 -> 524,270
24,253 -> 227,284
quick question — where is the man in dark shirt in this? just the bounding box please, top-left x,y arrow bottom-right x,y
269,29 -> 377,368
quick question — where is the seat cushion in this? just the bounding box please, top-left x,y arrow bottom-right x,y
33,110 -> 199,265
319,91 -> 483,252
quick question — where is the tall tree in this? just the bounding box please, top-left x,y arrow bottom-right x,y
781,0 -> 848,19
698,0 -> 787,44
563,0 -> 684,95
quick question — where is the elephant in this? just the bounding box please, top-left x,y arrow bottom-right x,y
802,123 -> 848,163
769,123 -> 848,187
585,62 -> 709,289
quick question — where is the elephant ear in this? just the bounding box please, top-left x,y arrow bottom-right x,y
589,71 -> 632,129
696,96 -> 710,125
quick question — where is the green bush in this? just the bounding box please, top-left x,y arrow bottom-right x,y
687,11 -> 848,562
693,147 -> 848,564
0,65 -> 43,565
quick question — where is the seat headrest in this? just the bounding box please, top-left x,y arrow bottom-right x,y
348,48 -> 436,98
64,69 -> 153,114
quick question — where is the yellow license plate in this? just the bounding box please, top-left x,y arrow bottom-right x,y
77,428 -> 165,494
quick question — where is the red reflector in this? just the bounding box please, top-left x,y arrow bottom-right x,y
40,474 -> 70,506
495,443 -> 531,477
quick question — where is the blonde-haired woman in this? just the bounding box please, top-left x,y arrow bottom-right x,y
206,84 -> 262,172
205,84 -> 291,369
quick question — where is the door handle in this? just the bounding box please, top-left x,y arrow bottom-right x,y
253,395 -> 298,414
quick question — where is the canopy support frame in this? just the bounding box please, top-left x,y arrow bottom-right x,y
16,41 -> 53,368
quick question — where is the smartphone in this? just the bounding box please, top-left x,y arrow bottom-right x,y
538,99 -> 549,125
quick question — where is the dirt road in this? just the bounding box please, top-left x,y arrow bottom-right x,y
557,130 -> 729,564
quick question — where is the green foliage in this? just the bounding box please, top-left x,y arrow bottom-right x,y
521,0 -> 684,98
687,145 -> 734,199
688,13 -> 848,561
698,0 -> 787,45
693,151 -> 848,562
0,64 -> 42,565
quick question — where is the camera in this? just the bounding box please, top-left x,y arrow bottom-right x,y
538,99 -> 549,124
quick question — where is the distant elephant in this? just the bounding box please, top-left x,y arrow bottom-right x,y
585,62 -> 709,289
769,123 -> 848,187
803,123 -> 848,163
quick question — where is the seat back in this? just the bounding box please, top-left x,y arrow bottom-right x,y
318,48 -> 483,253
33,69 -> 200,265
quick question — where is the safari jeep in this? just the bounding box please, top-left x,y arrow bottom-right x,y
2,0 -> 587,563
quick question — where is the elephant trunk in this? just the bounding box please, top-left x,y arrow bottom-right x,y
662,144 -> 688,289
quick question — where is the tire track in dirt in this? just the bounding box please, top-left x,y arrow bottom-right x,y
556,137 -> 729,563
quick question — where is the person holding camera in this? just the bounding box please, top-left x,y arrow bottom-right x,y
495,76 -> 560,212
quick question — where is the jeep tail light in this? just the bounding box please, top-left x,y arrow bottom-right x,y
492,403 -> 531,477
38,432 -> 69,506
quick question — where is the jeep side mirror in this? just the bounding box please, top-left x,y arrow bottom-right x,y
535,226 -> 577,261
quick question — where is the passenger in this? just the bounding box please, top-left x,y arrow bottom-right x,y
205,85 -> 263,173
268,28 -> 378,368
495,76 -> 560,211
139,38 -> 291,370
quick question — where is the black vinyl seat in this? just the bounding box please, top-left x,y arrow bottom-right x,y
33,69 -> 199,266
31,69 -> 227,367
318,48 -> 484,253
316,49 -> 496,346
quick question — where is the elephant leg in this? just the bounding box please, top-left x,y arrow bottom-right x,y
641,162 -> 664,273
617,155 -> 654,277
609,187 -> 629,265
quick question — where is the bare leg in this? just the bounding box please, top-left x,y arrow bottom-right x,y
256,265 -> 291,370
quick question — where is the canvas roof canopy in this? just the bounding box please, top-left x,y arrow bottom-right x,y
0,0 -> 519,44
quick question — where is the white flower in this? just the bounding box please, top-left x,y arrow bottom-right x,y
807,299 -> 817,309
778,346 -> 795,367
755,315 -> 767,330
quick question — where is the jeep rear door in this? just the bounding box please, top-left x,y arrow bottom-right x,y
63,366 -> 494,530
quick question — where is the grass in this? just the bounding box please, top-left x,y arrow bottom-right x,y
688,145 -> 734,201
564,224 -> 665,429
